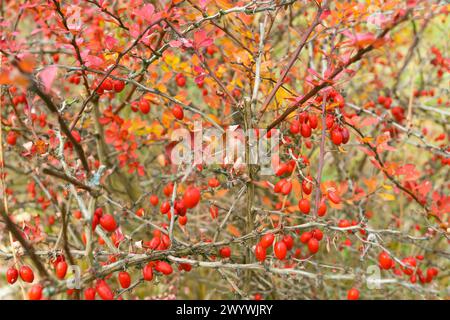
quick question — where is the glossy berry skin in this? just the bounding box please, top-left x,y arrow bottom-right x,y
155,261 -> 173,275
28,284 -> 43,300
84,287 -> 96,300
118,271 -> 131,289
378,252 -> 393,270
312,229 -> 323,241
143,264 -> 154,281
255,243 -> 266,262
96,282 -> 114,300
260,233 -> 274,249
274,241 -> 287,260
100,214 -> 117,232
19,265 -> 34,283
298,199 -> 310,214
6,267 -> 19,284
307,238 -> 319,254
347,288 -> 359,300
183,187 -> 201,209
327,191 -> 341,204
172,105 -> 184,120
219,247 -> 231,258
331,129 -> 343,145
300,232 -> 312,244
55,261 -> 68,279
149,195 -> 159,206
282,235 -> 294,250
139,99 -> 150,114
6,131 -> 17,146
317,200 -> 327,216
113,80 -> 125,92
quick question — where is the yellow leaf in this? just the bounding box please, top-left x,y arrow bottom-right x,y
382,184 -> 392,190
379,193 -> 395,201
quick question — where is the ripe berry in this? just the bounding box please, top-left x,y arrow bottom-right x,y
378,251 -> 393,270
260,233 -> 274,249
100,214 -> 117,232
300,232 -> 312,244
6,131 -> 17,146
301,123 -> 312,138
219,247 -> 231,258
331,129 -> 343,145
312,229 -> 323,241
282,235 -> 294,250
302,177 -> 313,195
274,241 -> 287,260
298,198 -> 310,214
307,238 -> 319,254
84,287 -> 96,300
28,284 -> 43,300
175,74 -> 186,87
55,261 -> 68,279
135,208 -> 144,217
149,195 -> 159,206
6,267 -> 19,284
139,99 -> 150,114
347,288 -> 359,300
142,264 -> 154,281
172,105 -> 184,120
100,79 -> 113,91
183,187 -> 201,209
341,127 -> 350,144
327,191 -> 341,204
255,243 -> 266,262
155,261 -> 173,275
19,265 -> 34,283
96,281 -> 114,300
209,205 -> 219,219
318,200 -> 327,216
208,177 -> 220,188
118,271 -> 131,289
113,80 -> 125,92
290,121 -> 300,134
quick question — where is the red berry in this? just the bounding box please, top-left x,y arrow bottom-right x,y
101,79 -> 113,91
301,123 -> 312,138
176,74 -> 186,87
55,261 -> 68,279
290,121 -> 300,134
183,187 -> 201,209
282,235 -> 294,250
300,232 -> 312,244
155,261 -> 173,275
6,267 -> 19,284
149,195 -> 159,206
302,177 -> 313,195
312,229 -> 323,241
99,214 -> 117,232
331,129 -> 343,145
298,198 -> 310,214
6,131 -> 17,145
28,284 -> 43,300
19,265 -> 34,283
143,264 -> 154,281
341,127 -> 350,144
113,80 -> 125,92
307,238 -> 319,254
347,288 -> 359,300
118,271 -> 131,289
260,233 -> 274,249
274,241 -> 287,260
317,200 -> 327,216
219,247 -> 231,258
378,251 -> 393,270
96,281 -> 114,300
172,105 -> 184,120
208,178 -> 220,188
139,99 -> 150,114
160,201 -> 170,214
327,191 -> 341,204
84,287 -> 96,300
255,243 -> 266,262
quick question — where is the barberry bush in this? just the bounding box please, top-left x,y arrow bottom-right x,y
0,0 -> 449,300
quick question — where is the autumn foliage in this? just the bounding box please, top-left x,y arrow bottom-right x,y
0,0 -> 449,300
